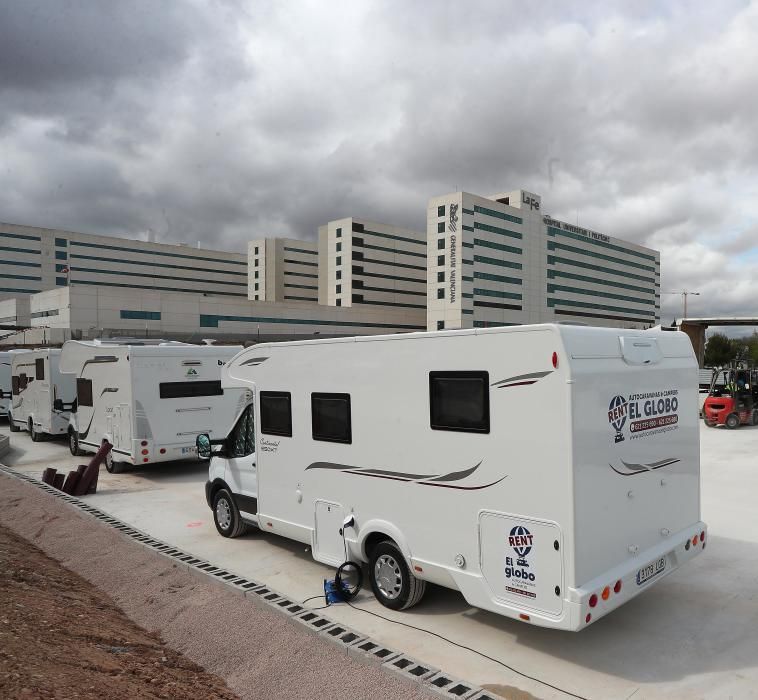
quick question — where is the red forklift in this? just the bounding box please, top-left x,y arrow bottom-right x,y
703,361 -> 758,429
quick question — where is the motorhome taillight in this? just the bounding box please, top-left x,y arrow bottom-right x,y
143,458 -> 149,463
601,586 -> 610,601
160,448 -> 166,454
614,580 -> 622,594
141,449 -> 148,455
692,535 -> 698,546
519,614 -> 530,621
585,613 -> 592,624
552,352 -> 558,369
141,440 -> 148,446
589,594 -> 598,608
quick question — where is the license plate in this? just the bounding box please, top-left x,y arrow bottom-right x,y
636,557 -> 666,585
181,446 -> 196,455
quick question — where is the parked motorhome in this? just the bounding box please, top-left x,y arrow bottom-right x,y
9,349 -> 77,440
198,324 -> 705,631
0,350 -> 21,418
60,340 -> 247,473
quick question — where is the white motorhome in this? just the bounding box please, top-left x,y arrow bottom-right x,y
59,340 -> 247,473
9,349 -> 77,440
0,350 -> 21,418
199,324 -> 706,631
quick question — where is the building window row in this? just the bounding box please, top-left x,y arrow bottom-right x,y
547,226 -> 657,263
548,241 -> 656,274
120,310 -> 161,320
473,221 -> 522,241
547,297 -> 656,318
474,238 -> 522,256
354,238 -> 426,259
547,268 -> 654,295
473,288 -> 522,301
473,255 -> 523,271
283,246 -> 317,256
473,205 -> 523,226
353,252 -> 425,272
1,231 -> 42,242
283,258 -> 319,268
61,264 -> 246,288
547,254 -> 655,285
71,240 -> 246,266
358,228 -> 426,247
547,283 -> 656,307
473,271 -> 521,285
0,244 -> 40,256
69,251 -> 247,276
473,300 -> 522,311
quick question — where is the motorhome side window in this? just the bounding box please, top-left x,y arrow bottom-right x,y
35,358 -> 45,380
260,391 -> 292,437
429,371 -> 490,433
229,404 -> 255,457
11,376 -> 19,395
159,381 -> 223,399
311,393 -> 352,444
77,378 -> 94,407
19,374 -> 28,391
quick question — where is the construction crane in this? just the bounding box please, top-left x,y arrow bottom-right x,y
663,290 -> 701,318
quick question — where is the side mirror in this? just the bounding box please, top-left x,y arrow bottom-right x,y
53,398 -> 64,411
196,433 -> 211,460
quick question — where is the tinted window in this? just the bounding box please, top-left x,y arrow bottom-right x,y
19,374 -> 28,390
35,358 -> 45,380
260,391 -> 292,437
77,378 -> 94,407
429,371 -> 490,433
159,380 -> 223,399
229,404 -> 255,457
312,393 -> 351,443
12,376 -> 19,395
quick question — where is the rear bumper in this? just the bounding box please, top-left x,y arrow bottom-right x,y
573,522 -> 707,629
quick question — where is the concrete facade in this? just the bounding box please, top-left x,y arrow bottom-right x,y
247,237 -> 319,303
0,285 -> 425,345
0,295 -> 31,328
318,217 -> 426,313
427,189 -> 660,331
0,222 -> 248,302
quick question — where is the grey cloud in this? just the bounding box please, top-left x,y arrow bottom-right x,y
0,0 -> 757,324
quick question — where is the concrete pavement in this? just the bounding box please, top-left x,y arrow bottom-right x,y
2,422 -> 757,700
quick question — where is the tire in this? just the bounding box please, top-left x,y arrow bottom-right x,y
69,429 -> 83,456
212,488 -> 247,538
104,450 -> 125,474
29,418 -> 43,442
368,540 -> 426,611
725,413 -> 740,429
8,414 -> 20,432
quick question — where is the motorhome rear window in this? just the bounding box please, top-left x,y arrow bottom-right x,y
19,374 -> 28,391
311,393 -> 352,444
77,378 -> 94,407
429,371 -> 490,433
11,376 -> 19,395
159,381 -> 223,399
35,358 -> 45,381
260,391 -> 293,437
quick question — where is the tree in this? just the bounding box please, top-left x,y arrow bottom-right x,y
704,332 -> 738,367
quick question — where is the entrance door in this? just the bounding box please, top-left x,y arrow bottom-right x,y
314,501 -> 345,566
224,403 -> 257,517
117,404 -> 131,452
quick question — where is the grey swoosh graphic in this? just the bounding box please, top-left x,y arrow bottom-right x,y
305,461 -> 502,489
491,370 -> 552,387
610,458 -> 680,476
240,356 -> 269,366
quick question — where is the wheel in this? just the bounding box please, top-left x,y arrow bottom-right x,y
8,414 -> 20,432
725,413 -> 740,429
29,418 -> 43,442
212,488 -> 247,538
368,540 -> 426,611
69,429 -> 83,456
104,450 -> 125,474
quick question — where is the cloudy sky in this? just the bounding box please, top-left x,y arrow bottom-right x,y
1,0 -> 757,326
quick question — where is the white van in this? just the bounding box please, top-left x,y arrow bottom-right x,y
60,340 -> 247,473
199,324 -> 706,631
9,349 -> 77,440
0,350 -> 20,418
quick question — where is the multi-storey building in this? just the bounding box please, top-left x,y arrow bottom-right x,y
427,189 -> 660,331
247,238 -> 319,302
0,222 -> 248,301
317,217 -> 427,313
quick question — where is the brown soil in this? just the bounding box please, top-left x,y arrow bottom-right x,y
0,525 -> 239,700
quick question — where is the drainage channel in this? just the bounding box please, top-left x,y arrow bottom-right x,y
0,464 -> 495,700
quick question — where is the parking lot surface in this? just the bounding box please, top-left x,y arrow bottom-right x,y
2,422 -> 757,700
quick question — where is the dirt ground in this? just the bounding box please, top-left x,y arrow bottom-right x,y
0,525 -> 240,700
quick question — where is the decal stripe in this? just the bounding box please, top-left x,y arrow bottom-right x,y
491,370 -> 552,387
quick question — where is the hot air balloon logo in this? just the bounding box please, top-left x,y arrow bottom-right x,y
608,395 -> 628,443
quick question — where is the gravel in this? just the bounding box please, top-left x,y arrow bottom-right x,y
0,473 -> 434,700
